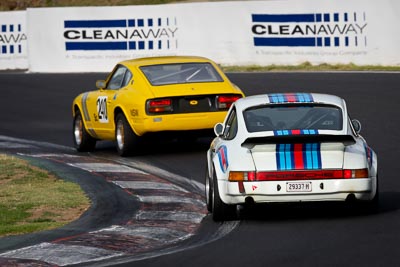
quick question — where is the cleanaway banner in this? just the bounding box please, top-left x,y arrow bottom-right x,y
0,11 -> 28,70
26,0 -> 400,72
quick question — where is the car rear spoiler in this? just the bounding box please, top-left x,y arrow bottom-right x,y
241,134 -> 356,149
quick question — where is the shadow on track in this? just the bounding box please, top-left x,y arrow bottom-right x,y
234,191 -> 400,222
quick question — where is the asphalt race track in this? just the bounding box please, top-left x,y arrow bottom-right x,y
0,72 -> 400,266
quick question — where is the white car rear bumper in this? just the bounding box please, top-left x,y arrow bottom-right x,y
219,178 -> 376,204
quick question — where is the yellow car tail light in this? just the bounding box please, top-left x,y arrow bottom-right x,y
217,95 -> 241,109
147,98 -> 173,114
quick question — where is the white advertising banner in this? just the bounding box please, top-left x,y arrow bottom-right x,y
26,0 -> 400,72
0,11 -> 28,70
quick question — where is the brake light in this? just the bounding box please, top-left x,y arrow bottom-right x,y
229,171 -> 255,181
217,95 -> 241,109
256,170 -> 344,181
228,169 -> 368,182
343,168 -> 369,179
343,170 -> 352,179
147,99 -> 173,114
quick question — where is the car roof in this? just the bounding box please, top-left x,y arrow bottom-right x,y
234,93 -> 345,111
120,56 -> 214,68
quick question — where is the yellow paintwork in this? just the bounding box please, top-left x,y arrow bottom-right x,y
72,56 -> 244,141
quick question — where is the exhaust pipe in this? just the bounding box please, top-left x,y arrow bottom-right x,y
245,197 -> 255,205
346,193 -> 356,202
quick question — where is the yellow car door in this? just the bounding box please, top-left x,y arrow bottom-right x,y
89,65 -> 133,139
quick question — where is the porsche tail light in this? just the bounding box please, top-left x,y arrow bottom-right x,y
147,98 -> 173,114
255,170 -> 345,181
217,95 -> 241,110
228,169 -> 368,182
229,171 -> 255,181
343,168 -> 369,179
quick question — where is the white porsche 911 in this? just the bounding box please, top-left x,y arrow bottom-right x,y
205,93 -> 378,221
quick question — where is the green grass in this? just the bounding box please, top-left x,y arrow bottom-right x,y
0,154 -> 90,237
1,0 -> 186,11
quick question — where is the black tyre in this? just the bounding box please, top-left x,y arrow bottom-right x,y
212,170 -> 236,221
368,174 -> 380,213
73,111 -> 96,152
352,174 -> 379,213
115,113 -> 140,156
205,167 -> 213,212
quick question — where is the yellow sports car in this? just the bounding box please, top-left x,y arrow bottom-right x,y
72,56 -> 244,156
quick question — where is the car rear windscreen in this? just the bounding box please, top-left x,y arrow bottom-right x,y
140,63 -> 224,86
244,104 -> 343,132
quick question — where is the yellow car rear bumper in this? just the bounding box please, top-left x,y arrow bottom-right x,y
130,111 -> 226,136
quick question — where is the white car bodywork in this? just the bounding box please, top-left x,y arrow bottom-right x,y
206,93 -> 378,221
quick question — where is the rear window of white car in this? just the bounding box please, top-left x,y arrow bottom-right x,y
244,104 -> 343,133
140,63 -> 224,85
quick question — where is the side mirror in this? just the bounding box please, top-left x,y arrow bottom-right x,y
352,119 -> 362,134
96,80 -> 106,90
214,123 -> 224,137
